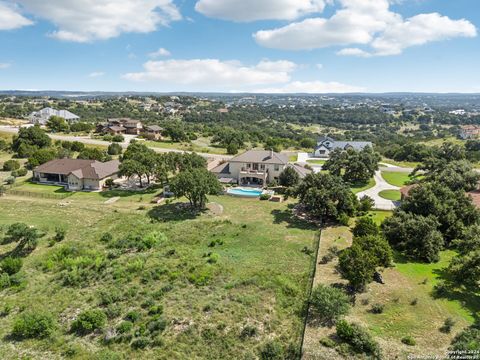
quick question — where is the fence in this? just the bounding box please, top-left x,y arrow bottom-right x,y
6,189 -> 73,200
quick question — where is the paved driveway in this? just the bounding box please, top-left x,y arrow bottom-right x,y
356,171 -> 400,211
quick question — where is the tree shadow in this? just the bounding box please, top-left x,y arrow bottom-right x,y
147,203 -> 201,222
270,206 -> 319,231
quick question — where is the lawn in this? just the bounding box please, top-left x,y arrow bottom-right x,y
0,194 -> 318,359
381,171 -> 414,187
302,219 -> 475,360
379,189 -> 401,201
144,137 -> 228,155
381,158 -> 420,169
350,177 -> 376,194
306,159 -> 325,165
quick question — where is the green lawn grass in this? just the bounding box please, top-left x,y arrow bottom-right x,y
381,158 -> 420,169
306,159 -> 325,165
288,154 -> 298,162
144,138 -> 228,155
0,194 -> 318,359
350,177 -> 376,194
381,171 -> 413,187
379,189 -> 401,201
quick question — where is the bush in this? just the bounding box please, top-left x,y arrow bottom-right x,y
124,310 -> 140,322
3,159 -> 20,171
107,143 -> 122,155
54,227 -> 66,242
112,135 -> 124,143
336,320 -> 381,357
71,309 -> 107,335
440,318 -> 456,334
12,312 -> 56,339
450,326 -> 480,350
240,325 -> 258,339
337,213 -> 350,226
259,340 -> 284,360
5,176 -> 15,185
11,167 -> 28,177
310,284 -> 351,325
0,257 -> 22,275
352,217 -> 379,238
370,303 -> 385,314
259,194 -> 270,201
131,337 -> 150,349
401,336 -> 416,346
117,321 -> 133,334
319,337 -> 337,348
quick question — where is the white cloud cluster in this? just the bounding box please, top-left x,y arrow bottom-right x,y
254,0 -> 477,56
0,1 -> 32,30
123,58 -> 362,93
7,0 -> 181,42
149,47 -> 171,58
195,0 -> 327,22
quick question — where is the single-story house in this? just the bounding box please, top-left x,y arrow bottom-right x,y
29,107 -> 80,125
312,136 -> 373,158
143,125 -> 164,140
210,149 -> 311,187
33,158 -> 120,191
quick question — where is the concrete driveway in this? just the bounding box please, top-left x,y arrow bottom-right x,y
356,171 -> 400,211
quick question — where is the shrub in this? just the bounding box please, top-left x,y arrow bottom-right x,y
107,143 -> 122,155
259,194 -> 270,201
5,176 -> 15,185
147,318 -> 167,333
0,257 -> 23,275
336,320 -> 381,357
12,312 -> 56,339
131,337 -> 149,349
319,337 -> 337,348
54,227 -> 66,242
124,310 -> 140,322
11,168 -> 28,177
148,305 -> 163,315
401,336 -> 416,346
337,213 -> 350,226
117,321 -> 133,334
259,340 -> 284,360
310,284 -> 351,325
440,318 -> 456,334
71,309 -> 107,335
112,135 -> 124,143
450,326 -> 480,350
3,159 -> 20,171
352,217 -> 379,238
370,303 -> 385,314
240,325 -> 258,339
100,232 -> 113,243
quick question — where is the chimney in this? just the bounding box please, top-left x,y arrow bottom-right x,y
270,149 -> 273,158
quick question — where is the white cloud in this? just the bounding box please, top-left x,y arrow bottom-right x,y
149,47 -> 171,58
0,63 -> 11,69
15,0 -> 181,42
255,80 -> 365,94
195,0 -> 327,22
88,71 -> 105,78
0,2 -> 32,30
123,59 -> 297,91
254,0 -> 476,55
316,63 -> 323,70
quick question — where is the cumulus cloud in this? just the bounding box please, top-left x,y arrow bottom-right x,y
254,0 -> 476,55
123,59 -> 297,91
149,47 -> 171,58
195,0 -> 327,22
255,80 -> 365,94
88,72 -> 105,78
0,1 -> 32,30
0,63 -> 11,69
15,0 -> 181,42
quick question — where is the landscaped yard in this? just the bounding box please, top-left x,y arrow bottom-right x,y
381,171 -> 414,187
0,193 -> 318,359
144,137 -> 228,155
379,189 -> 401,201
302,214 -> 476,360
350,177 -> 376,194
306,159 -> 326,165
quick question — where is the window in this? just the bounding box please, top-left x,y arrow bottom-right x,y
274,164 -> 280,171
319,150 -> 326,155
260,164 -> 265,170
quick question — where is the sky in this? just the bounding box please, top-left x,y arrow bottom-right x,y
0,0 -> 479,93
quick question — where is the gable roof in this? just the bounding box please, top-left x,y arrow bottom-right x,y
146,125 -> 163,132
229,150 -> 288,165
316,137 -> 372,151
210,162 -> 231,175
288,163 -> 312,179
35,159 -> 119,180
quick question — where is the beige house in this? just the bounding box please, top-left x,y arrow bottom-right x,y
33,159 -> 120,191
211,150 -> 310,187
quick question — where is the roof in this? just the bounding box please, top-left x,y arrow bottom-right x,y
229,150 -> 288,165
108,126 -> 127,132
316,137 -> 372,151
210,162 -> 231,175
35,159 -> 119,180
30,107 -> 79,120
288,163 -> 312,179
400,184 -> 418,198
146,125 -> 163,131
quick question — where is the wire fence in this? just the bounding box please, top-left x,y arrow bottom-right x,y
6,189 -> 72,199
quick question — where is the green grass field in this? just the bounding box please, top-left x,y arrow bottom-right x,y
379,189 -> 401,201
306,159 -> 325,165
381,171 -> 413,187
144,137 -> 228,155
350,177 -> 376,194
0,193 -> 318,359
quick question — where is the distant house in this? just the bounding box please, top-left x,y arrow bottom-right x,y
33,158 -> 120,191
29,107 -> 80,125
459,125 -> 480,140
143,125 -> 164,141
97,118 -> 143,135
210,149 -> 311,187
312,136 -> 373,158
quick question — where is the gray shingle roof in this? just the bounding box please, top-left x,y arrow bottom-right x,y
316,137 -> 372,151
35,159 -> 119,180
229,150 -> 288,165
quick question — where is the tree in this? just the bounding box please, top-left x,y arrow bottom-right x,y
382,211 -> 444,263
27,147 -> 59,168
447,250 -> 480,291
77,148 -> 111,162
338,244 -> 377,291
169,168 -> 222,210
71,309 -> 107,335
12,125 -> 51,156
107,143 -> 122,155
293,173 -> 359,220
278,166 -> 300,188
11,312 -> 56,339
226,142 -> 238,155
352,217 -> 380,238
310,284 -> 351,325
323,147 -> 380,184
300,137 -> 316,149
450,325 -> 480,351
119,159 -> 147,187
3,222 -> 44,253
46,116 -> 69,132
3,159 -> 20,171
422,160 -> 480,192
353,235 -> 392,268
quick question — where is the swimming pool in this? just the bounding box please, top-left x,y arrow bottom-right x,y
226,187 -> 264,197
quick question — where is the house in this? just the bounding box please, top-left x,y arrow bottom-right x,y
97,118 -> 143,135
33,158 -> 120,191
210,149 -> 311,187
459,125 -> 480,140
29,107 -> 80,125
312,136 -> 373,158
143,125 -> 164,141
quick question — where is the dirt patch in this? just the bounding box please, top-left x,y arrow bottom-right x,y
207,202 -> 224,216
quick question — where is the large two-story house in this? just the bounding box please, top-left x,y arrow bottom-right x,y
29,107 -> 80,125
211,150 -> 310,186
312,136 -> 373,158
97,118 -> 144,135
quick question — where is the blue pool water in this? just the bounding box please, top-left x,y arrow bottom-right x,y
227,187 -> 263,197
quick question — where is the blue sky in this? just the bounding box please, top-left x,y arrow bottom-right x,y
0,0 -> 479,93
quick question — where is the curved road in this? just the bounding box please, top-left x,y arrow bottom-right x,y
356,171 -> 400,210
